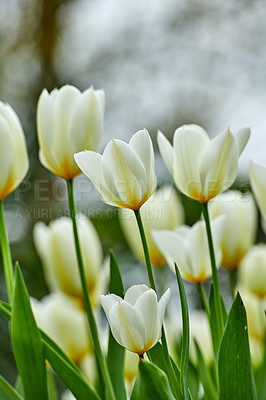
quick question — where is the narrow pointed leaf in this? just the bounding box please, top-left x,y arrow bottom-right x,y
195,341 -> 217,400
130,360 -> 175,400
209,284 -> 227,359
175,263 -> 189,400
11,265 -> 49,400
0,376 -> 23,400
218,293 -> 257,400
107,250 -> 127,400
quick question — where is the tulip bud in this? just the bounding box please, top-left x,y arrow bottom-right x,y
37,85 -> 105,180
153,216 -> 224,283
33,214 -> 104,308
158,125 -> 250,203
119,185 -> 184,267
74,129 -> 157,210
209,191 -> 257,269
239,245 -> 266,299
100,284 -> 170,355
250,160 -> 266,220
0,102 -> 29,199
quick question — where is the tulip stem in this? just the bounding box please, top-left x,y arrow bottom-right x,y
229,269 -> 237,299
0,200 -> 13,302
197,283 -> 210,320
67,179 -> 116,400
201,203 -> 224,337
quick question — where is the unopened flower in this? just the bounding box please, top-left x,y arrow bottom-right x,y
239,245 -> 266,299
0,102 -> 29,199
119,185 -> 184,267
209,191 -> 257,269
153,217 -> 224,283
74,129 -> 157,210
100,284 -> 170,355
158,125 -> 250,203
33,214 -> 104,308
250,161 -> 266,219
37,85 -> 105,179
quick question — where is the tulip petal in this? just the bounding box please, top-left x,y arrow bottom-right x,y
0,115 -> 15,191
234,127 -> 250,156
102,139 -> 146,207
157,130 -> 174,176
250,161 -> 266,218
124,284 -> 149,305
129,129 -> 157,194
74,151 -> 118,206
135,289 -> 160,349
158,288 -> 171,324
199,129 -> 238,199
173,125 -> 209,199
100,294 -> 122,322
109,301 -> 145,353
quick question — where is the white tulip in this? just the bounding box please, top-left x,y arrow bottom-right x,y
250,160 -> 266,219
100,284 -> 170,355
37,85 -> 105,179
152,216 -> 224,283
0,102 -> 29,199
124,350 -> 139,394
119,185 -> 184,267
31,293 -> 90,364
33,214 -> 104,308
239,245 -> 266,299
209,191 -> 257,269
158,125 -> 250,203
74,129 -> 157,210
189,311 -> 213,365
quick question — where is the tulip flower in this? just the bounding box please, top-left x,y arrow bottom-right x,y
37,85 -> 105,180
209,191 -> 257,269
0,102 -> 29,199
239,245 -> 266,299
31,293 -> 91,364
124,350 -> 139,394
119,185 -> 184,267
100,284 -> 170,355
250,160 -> 266,219
158,125 -> 250,203
33,214 -> 105,308
189,311 -> 213,365
74,129 -> 157,210
152,216 -> 224,283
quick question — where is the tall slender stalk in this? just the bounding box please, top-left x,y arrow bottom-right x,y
201,203 -> 224,337
134,209 -> 180,400
197,283 -> 210,320
0,200 -> 13,302
67,179 -> 116,400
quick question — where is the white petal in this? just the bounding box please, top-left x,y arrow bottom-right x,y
158,288 -> 171,324
124,284 -> 149,305
173,125 -> 209,198
199,129 -> 238,199
100,294 -> 122,321
250,160 -> 266,218
157,130 -> 174,176
109,301 -> 145,353
234,127 -> 250,156
0,115 -> 15,191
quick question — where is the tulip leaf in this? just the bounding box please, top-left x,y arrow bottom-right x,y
0,300 -> 101,400
209,284 -> 227,359
255,337 -> 266,400
218,293 -> 257,400
11,265 -> 49,400
175,263 -> 189,400
194,341 -> 217,400
107,250 -> 127,400
130,359 -> 176,400
0,376 -> 23,400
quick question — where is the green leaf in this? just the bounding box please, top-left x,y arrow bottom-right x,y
107,250 -> 127,400
0,376 -> 23,400
130,359 -> 175,400
175,263 -> 189,400
255,336 -> 266,400
209,284 -> 227,359
218,293 -> 257,400
0,300 -> 101,400
194,341 -> 218,400
148,343 -> 182,399
11,265 -> 49,400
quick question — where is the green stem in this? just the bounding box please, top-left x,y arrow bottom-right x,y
134,209 -> 180,399
67,179 -> 116,400
201,203 -> 223,337
229,268 -> 237,299
0,200 -> 13,302
197,283 -> 210,320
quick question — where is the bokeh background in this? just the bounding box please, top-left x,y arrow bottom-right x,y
1,0 -> 266,387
